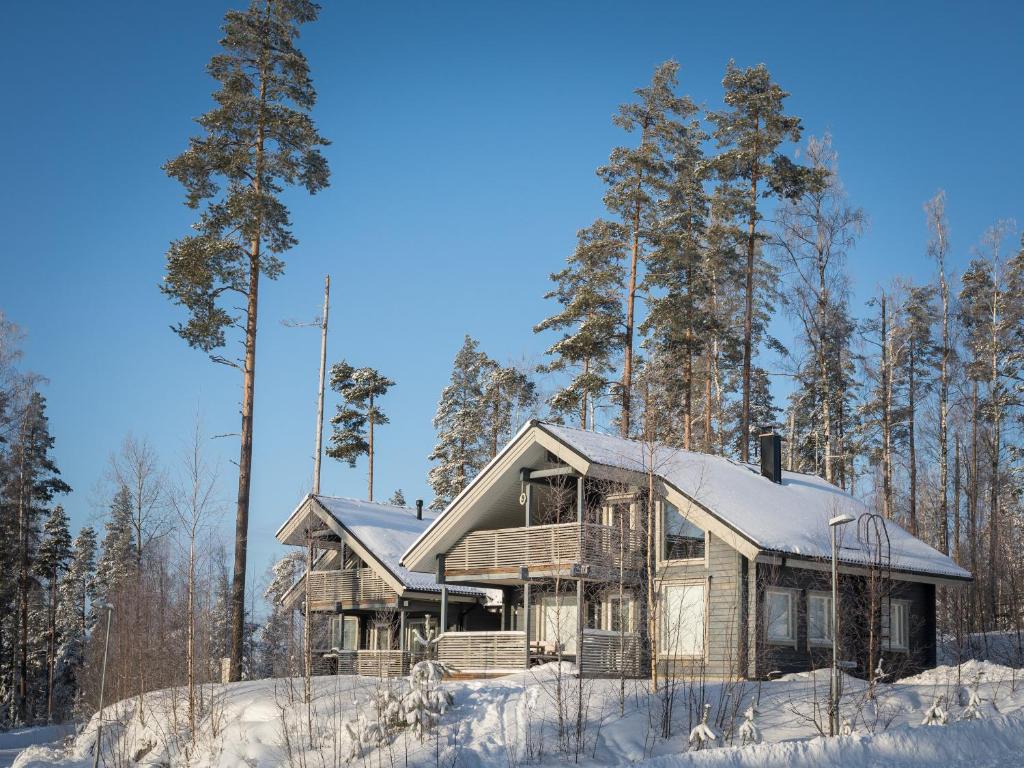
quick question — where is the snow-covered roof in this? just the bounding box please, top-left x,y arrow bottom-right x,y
540,423 -> 971,581
302,495 -> 494,599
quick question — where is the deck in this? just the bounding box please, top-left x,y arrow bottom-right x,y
444,521 -> 644,580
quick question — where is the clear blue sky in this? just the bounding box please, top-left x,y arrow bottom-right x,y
2,1 -> 1021,590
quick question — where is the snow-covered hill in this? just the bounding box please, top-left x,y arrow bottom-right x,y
12,661 -> 1024,768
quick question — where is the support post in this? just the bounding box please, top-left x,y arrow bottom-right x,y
437,554 -> 448,633
523,473 -> 532,669
523,580 -> 531,670
576,475 -> 585,672
399,609 -> 406,652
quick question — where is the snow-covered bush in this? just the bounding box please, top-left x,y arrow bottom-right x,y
689,703 -> 718,750
960,687 -> 986,720
738,705 -> 761,745
402,660 -> 454,739
921,697 -> 948,726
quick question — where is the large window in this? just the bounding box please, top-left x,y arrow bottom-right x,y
662,501 -> 706,561
330,615 -> 359,650
660,584 -> 705,657
538,595 -> 579,654
807,593 -> 834,646
882,600 -> 909,651
765,589 -> 795,644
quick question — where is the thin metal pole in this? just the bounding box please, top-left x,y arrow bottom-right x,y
830,526 -> 839,737
93,606 -> 112,768
312,275 -> 330,495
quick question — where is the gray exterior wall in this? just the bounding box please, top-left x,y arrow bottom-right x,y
754,562 -> 937,679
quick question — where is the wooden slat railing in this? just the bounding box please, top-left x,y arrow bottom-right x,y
316,649 -> 409,677
579,629 -> 642,678
445,522 -> 643,575
436,631 -> 527,672
306,568 -> 396,610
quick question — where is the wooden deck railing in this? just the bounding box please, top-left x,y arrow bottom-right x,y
579,629 -> 642,678
306,568 -> 397,610
315,649 -> 409,677
445,522 -> 643,576
436,631 -> 527,672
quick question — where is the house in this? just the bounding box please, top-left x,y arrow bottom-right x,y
276,494 -> 500,676
400,420 -> 971,679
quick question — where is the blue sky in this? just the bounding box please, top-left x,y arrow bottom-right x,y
2,1 -> 1021,591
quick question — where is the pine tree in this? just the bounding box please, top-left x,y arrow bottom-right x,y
161,0 -> 330,681
597,60 -> 698,437
535,221 -> 626,428
327,362 -> 395,501
708,61 -> 807,462
34,505 -> 71,722
428,336 -> 489,509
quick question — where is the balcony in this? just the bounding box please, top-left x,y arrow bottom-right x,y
305,567 -> 398,611
444,521 -> 644,580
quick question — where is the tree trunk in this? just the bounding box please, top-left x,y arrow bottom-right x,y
740,128 -> 761,464
880,293 -> 893,520
368,396 -> 375,501
908,349 -> 917,536
621,199 -> 641,438
229,25 -> 268,682
969,382 -> 980,632
938,268 -> 950,554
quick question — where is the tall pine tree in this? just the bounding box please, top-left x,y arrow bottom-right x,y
327,362 -> 395,501
162,0 -> 330,681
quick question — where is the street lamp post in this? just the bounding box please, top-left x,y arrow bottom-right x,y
828,513 -> 855,737
93,603 -> 113,768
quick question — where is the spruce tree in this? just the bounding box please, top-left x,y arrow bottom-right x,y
161,0 -> 330,681
481,362 -> 536,458
427,336 -> 489,509
53,526 -> 94,721
34,505 -> 72,722
535,221 -> 625,428
4,392 -> 70,723
94,485 -> 135,603
597,60 -> 697,437
708,61 -> 806,462
327,362 -> 395,501
388,489 -> 407,506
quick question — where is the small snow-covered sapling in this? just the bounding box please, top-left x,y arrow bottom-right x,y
738,705 -> 761,745
689,704 -> 718,750
840,718 -> 854,736
921,697 -> 948,726
959,687 -> 986,721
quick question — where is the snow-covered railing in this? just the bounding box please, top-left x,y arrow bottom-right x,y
436,631 -> 527,673
444,522 -> 643,577
306,567 -> 397,610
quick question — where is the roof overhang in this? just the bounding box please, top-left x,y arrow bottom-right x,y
755,551 -> 973,587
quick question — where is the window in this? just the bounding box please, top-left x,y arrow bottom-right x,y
662,501 -> 706,561
607,596 -> 631,633
660,584 -> 705,657
807,593 -> 834,646
330,616 -> 358,650
539,595 -> 579,654
765,589 -> 795,644
883,600 -> 909,651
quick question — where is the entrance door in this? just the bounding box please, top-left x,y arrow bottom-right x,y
538,595 -> 579,654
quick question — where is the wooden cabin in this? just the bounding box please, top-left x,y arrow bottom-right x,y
400,420 -> 971,679
276,495 -> 500,677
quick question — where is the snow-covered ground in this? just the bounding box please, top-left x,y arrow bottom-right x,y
0,727 -> 75,768
10,661 -> 1024,768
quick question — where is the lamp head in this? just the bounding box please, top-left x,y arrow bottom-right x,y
829,513 -> 856,528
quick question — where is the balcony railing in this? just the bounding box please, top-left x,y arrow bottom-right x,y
444,521 -> 644,578
305,568 -> 397,611
314,649 -> 410,677
436,631 -> 527,672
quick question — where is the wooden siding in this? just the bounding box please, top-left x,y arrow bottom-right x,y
754,563 -> 937,679
580,630 -> 641,677
306,568 -> 397,611
445,522 -> 643,577
437,631 -> 527,672
657,533 -> 745,679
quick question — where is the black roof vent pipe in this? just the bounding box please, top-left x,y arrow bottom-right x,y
415,499 -> 424,520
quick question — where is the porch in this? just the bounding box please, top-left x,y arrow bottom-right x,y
434,629 -> 642,677
443,521 -> 644,581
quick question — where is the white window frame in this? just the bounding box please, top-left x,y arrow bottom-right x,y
659,499 -> 709,566
882,599 -> 910,652
765,588 -> 797,646
659,582 -> 706,659
330,615 -> 359,651
603,593 -> 635,633
807,591 -> 834,647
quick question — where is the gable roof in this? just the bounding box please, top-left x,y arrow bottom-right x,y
402,421 -> 971,583
276,494 -> 492,598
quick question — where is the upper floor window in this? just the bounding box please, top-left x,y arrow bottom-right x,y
662,501 -> 706,561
